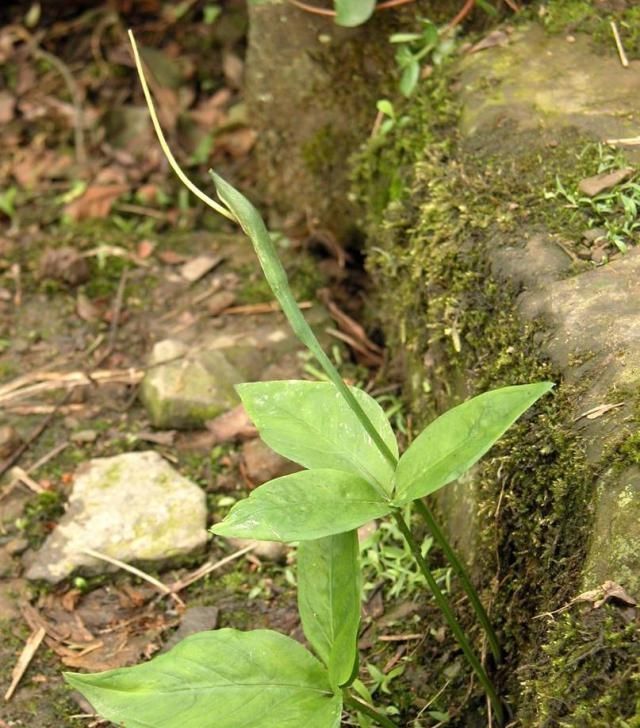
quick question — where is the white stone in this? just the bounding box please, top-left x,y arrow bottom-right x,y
24,451 -> 208,583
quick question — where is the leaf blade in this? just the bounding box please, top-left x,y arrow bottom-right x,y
65,629 -> 342,728
334,0 -> 376,27
298,531 -> 361,688
211,469 -> 391,542
394,383 -> 554,504
237,380 -> 398,493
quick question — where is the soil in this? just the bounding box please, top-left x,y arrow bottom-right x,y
0,3 -> 428,726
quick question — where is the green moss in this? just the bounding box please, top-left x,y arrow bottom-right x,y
20,491 -> 65,547
519,605 -> 640,726
350,61 -> 610,724
541,0 -> 640,60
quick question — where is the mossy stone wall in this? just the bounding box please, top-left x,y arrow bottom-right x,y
353,19 -> 640,726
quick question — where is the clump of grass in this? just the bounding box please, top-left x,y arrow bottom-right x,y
544,143 -> 640,254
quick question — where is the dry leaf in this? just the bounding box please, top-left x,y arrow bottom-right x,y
205,405 -> 257,443
180,254 -> 223,283
76,292 -> 100,322
575,402 -> 624,421
158,249 -> 188,265
137,239 -> 156,259
0,90 -> 16,123
578,168 -> 634,197
223,51 -> 244,89
573,580 -> 637,609
64,184 -> 128,222
214,128 -> 257,159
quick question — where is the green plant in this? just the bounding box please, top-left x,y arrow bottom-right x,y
390,20 -> 456,97
545,144 -> 640,254
63,32 -> 554,728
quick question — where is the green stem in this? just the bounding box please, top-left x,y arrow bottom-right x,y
344,693 -> 398,728
414,499 -> 501,663
393,511 -> 504,727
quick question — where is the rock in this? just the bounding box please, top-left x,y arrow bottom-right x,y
0,425 -> 22,459
227,537 -> 287,563
24,451 -> 208,583
4,537 -> 29,556
161,606 -> 219,652
241,439 -> 298,484
38,247 -> 90,286
140,339 -> 242,429
70,429 -> 98,444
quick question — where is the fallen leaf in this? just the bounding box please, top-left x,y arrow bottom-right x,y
214,128 -> 257,159
469,30 -> 510,54
76,292 -> 100,322
158,249 -> 188,265
137,239 -> 156,259
223,51 -> 244,89
573,581 -> 637,609
64,184 -> 128,221
190,88 -> 231,128
205,404 -> 257,443
574,402 -> 624,421
578,168 -> 635,197
0,90 -> 16,123
180,254 -> 223,283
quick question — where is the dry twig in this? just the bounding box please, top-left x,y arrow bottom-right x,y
4,627 -> 46,701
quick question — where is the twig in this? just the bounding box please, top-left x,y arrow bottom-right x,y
0,368 -> 143,406
82,548 -> 185,608
168,544 -> 256,593
0,441 -> 68,502
605,135 -> 640,146
225,301 -> 312,315
445,0 -> 475,32
610,21 -> 629,68
4,627 -> 46,701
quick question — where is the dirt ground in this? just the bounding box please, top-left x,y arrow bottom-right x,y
0,3 -> 440,726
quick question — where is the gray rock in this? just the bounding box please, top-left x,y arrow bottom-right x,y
161,606 -> 220,652
0,425 -> 22,459
140,339 -> 242,429
227,537 -> 287,563
24,451 -> 208,583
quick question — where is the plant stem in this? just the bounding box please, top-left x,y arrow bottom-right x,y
344,693 -> 398,728
392,511 -> 504,726
413,499 -> 501,663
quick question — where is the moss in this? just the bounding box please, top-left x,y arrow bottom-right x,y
350,58 -> 612,724
20,491 -> 65,548
541,0 -> 640,60
519,605 -> 640,726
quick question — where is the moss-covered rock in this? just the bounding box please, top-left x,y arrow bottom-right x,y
352,16 -> 640,726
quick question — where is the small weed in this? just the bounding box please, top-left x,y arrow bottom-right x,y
360,509 -> 450,601
544,144 -> 640,253
390,20 -> 457,98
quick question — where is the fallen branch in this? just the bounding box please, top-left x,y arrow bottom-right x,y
0,367 -> 143,406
